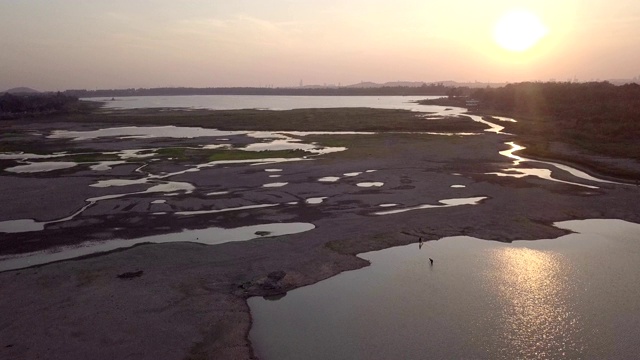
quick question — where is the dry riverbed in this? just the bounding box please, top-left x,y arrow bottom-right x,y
1,107 -> 639,359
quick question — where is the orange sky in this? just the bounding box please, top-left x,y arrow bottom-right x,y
1,0 -> 639,90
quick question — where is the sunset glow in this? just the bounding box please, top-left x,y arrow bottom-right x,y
494,10 -> 548,52
0,1 -> 639,90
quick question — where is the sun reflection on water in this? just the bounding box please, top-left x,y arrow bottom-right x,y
485,246 -> 584,359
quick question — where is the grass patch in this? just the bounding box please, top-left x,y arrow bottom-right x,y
207,149 -> 307,162
157,147 -> 188,160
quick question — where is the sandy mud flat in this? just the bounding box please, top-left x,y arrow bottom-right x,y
1,107 -> 639,359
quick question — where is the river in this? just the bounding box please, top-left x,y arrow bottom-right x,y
88,95 -> 452,112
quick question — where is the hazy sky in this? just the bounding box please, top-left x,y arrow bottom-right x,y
1,0 -> 639,91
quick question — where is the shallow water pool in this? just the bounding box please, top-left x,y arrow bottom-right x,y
249,219 -> 640,360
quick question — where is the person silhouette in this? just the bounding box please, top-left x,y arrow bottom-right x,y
429,258 -> 434,266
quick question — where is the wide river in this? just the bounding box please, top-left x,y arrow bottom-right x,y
89,95 -> 450,112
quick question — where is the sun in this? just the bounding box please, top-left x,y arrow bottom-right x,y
493,10 -> 548,52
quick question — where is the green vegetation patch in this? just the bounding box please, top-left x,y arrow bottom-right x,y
157,147 -> 188,160
207,149 -> 307,162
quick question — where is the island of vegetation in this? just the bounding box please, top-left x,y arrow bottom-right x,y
0,92 -> 94,120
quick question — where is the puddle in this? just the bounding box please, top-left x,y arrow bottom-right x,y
318,176 -> 340,182
202,144 -> 231,150
374,196 -> 486,215
305,197 -> 327,204
269,175 -> 282,178
151,200 -> 167,204
5,162 -> 78,173
89,161 -> 127,171
117,149 -> 158,159
0,219 -> 45,233
265,169 -> 283,172
91,179 -> 149,188
145,182 -> 195,194
357,182 -> 384,188
343,172 -> 362,177
207,191 -> 229,196
451,185 -> 466,188
279,131 -> 375,136
242,139 -> 345,155
365,170 -> 377,173
378,204 -> 398,208
263,182 -> 288,188
0,222 -> 315,272
492,116 -> 518,123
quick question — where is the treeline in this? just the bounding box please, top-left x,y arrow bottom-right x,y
64,84 -> 450,98
471,81 -> 640,140
0,92 -> 80,118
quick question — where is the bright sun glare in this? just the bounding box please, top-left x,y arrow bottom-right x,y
494,10 -> 548,52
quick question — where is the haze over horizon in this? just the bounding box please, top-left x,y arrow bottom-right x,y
2,0 -> 639,92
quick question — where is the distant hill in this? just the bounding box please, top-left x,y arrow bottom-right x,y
4,87 -> 40,94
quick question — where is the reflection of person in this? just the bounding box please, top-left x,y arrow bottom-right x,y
429,258 -> 434,266
418,237 -> 423,249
